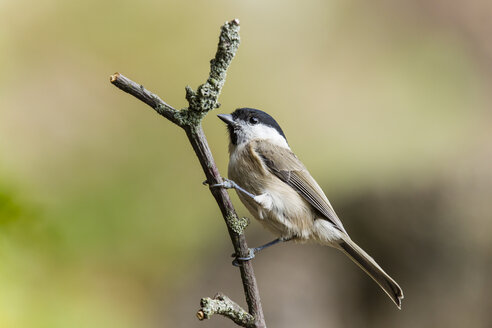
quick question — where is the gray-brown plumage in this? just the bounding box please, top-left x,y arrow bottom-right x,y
218,108 -> 404,309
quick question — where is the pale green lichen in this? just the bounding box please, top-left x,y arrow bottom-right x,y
182,19 -> 240,126
199,294 -> 255,327
226,214 -> 249,235
174,107 -> 204,127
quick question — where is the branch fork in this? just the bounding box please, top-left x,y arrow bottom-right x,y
110,19 -> 266,328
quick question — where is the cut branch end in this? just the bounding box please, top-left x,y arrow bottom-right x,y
110,72 -> 120,83
196,310 -> 206,320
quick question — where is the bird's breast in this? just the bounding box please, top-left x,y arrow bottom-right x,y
228,143 -> 314,240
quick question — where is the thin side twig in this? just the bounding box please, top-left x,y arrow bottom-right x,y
197,293 -> 255,328
110,73 -> 181,126
110,19 -> 266,328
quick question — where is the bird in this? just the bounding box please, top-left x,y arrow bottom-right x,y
213,107 -> 404,309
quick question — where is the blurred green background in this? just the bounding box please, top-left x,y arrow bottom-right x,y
1,0 -> 491,327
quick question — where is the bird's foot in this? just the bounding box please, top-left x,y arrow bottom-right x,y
203,178 -> 237,189
231,248 -> 256,267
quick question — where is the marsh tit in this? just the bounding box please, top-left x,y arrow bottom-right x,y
214,107 -> 403,309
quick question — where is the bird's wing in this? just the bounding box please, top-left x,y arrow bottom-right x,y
252,141 -> 346,233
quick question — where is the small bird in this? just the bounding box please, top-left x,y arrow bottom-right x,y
214,107 -> 404,309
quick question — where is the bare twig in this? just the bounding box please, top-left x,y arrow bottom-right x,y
110,73 -> 180,125
197,293 -> 255,328
110,19 -> 266,328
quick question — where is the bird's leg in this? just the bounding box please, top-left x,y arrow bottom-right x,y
205,178 -> 257,200
206,178 -> 273,210
252,237 -> 290,254
232,237 -> 292,266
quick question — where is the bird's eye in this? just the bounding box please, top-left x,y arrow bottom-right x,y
249,116 -> 259,125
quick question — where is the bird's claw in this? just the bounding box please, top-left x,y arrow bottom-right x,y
214,179 -> 236,189
203,178 -> 235,189
231,248 -> 256,267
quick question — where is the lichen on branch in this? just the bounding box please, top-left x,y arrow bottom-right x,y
197,293 -> 255,328
183,19 -> 241,123
227,214 -> 249,235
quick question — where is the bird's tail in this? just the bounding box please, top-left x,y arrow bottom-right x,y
338,238 -> 404,309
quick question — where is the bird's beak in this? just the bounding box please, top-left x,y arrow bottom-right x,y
217,114 -> 235,125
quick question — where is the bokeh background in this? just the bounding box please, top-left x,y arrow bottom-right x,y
1,0 -> 491,327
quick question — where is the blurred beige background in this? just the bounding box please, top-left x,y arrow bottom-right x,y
1,0 -> 491,327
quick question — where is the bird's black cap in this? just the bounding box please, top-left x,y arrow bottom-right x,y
231,108 -> 287,140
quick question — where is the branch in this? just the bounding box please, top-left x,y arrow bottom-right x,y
110,19 -> 266,328
197,293 -> 255,328
110,73 -> 181,126
185,18 -> 241,118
